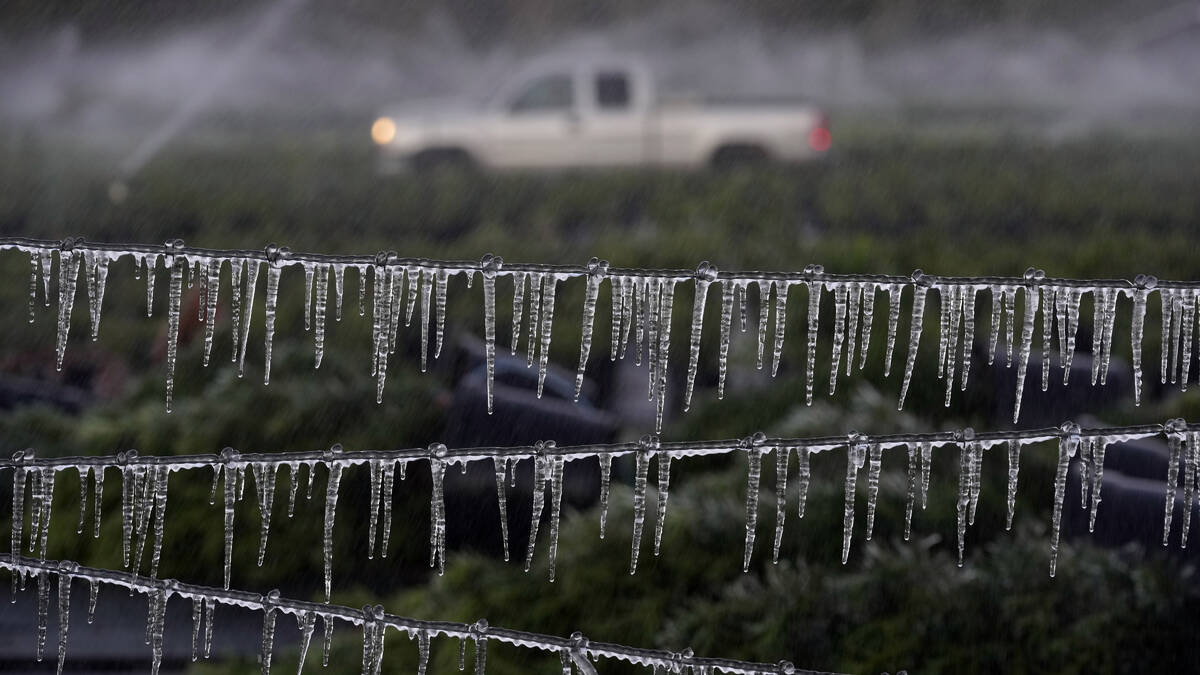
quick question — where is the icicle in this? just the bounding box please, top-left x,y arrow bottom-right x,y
420,267 -> 433,372
1160,290 -> 1174,385
772,446 -> 789,563
841,435 -> 867,564
203,597 -> 215,659
149,466 -> 169,579
54,244 -> 81,370
653,280 -> 676,432
220,449 -> 240,589
41,249 -> 54,308
883,283 -> 903,377
1181,431 -> 1197,547
918,441 -> 932,510
630,436 -> 655,574
458,636 -> 468,670
473,621 -> 489,675
87,579 -> 97,624
1005,439 -> 1021,530
37,569 -> 50,661
28,466 -> 43,554
523,447 -> 548,572
684,263 -> 715,410
76,467 -> 89,535
1180,292 -> 1196,390
864,443 -> 883,540
201,258 -> 220,366
935,285 -> 953,381
844,283 -> 862,377
262,245 -> 287,386
576,258 -> 609,402
332,264 -> 345,322
536,275 -> 559,397
260,590 -> 279,675
939,285 -> 962,407
960,286 -> 977,391
380,462 -> 395,556
594,453 -> 612,540
1169,292 -> 1183,385
608,276 -> 624,362
480,256 -> 502,413
34,467 -> 54,559
988,286 -> 1002,365
1038,286 -> 1054,392
771,281 -> 790,377
165,249 -> 186,408
191,597 -> 202,661
429,444 -> 449,576
954,431 -> 977,566
296,611 -> 316,673
1078,437 -> 1093,511
314,265 -> 329,368
493,457 -> 511,560
1162,420 -> 1185,547
11,453 -> 28,596
898,272 -> 930,409
1003,287 -> 1017,365
754,280 -> 771,370
28,250 -> 39,324
633,278 -> 646,367
253,463 -> 276,566
1089,436 -> 1109,533
1060,288 -> 1082,384
903,444 -> 918,540
968,440 -> 983,527
1050,422 -> 1081,576
859,282 -> 878,369
142,254 -> 156,317
92,466 -> 104,539
434,268 -> 449,358
653,452 -> 672,556
619,276 -> 635,361
415,629 -> 430,675
56,565 -> 72,675
1098,287 -> 1120,385
510,271 -> 526,355
547,455 -> 566,581
717,280 -> 735,399
322,615 -> 334,667
1012,270 -> 1043,423
323,446 -> 344,600
796,447 -> 810,519
228,259 -> 244,356
741,433 -> 766,571
827,281 -> 850,396
237,260 -> 261,378
370,258 -> 392,398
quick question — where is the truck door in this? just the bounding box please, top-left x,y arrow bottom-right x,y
487,72 -> 586,168
575,69 -> 649,167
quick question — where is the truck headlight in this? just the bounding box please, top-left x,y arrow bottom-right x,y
371,117 -> 397,145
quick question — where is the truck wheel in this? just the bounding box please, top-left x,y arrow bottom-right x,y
412,148 -> 477,174
710,144 -> 769,169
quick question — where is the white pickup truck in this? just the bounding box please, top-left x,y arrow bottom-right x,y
371,56 -> 830,171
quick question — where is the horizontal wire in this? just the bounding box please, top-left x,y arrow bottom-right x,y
0,554 -> 838,675
0,236 -> 1188,288
0,420 -> 1178,471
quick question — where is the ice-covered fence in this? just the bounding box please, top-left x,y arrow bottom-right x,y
5,420 -> 1196,598
3,237 -> 1197,427
1,555 -> 835,675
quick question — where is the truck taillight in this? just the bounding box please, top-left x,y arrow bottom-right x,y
808,125 -> 832,152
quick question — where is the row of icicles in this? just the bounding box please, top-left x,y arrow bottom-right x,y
12,240 -> 1200,428
4,556 -> 809,675
7,421 -> 1198,608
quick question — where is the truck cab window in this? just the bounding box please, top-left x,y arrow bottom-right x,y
595,72 -> 630,110
510,74 -> 574,113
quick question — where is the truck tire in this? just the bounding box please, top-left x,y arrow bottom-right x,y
412,148 -> 477,174
710,144 -> 769,169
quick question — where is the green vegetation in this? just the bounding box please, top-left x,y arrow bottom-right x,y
2,129 -> 1200,673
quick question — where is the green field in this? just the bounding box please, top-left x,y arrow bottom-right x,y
2,126 -> 1200,674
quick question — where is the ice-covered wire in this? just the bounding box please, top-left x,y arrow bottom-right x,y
4,419 -> 1196,587
0,554 -> 838,675
2,237 -> 1195,426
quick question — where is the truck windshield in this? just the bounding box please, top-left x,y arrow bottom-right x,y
509,74 -> 574,113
